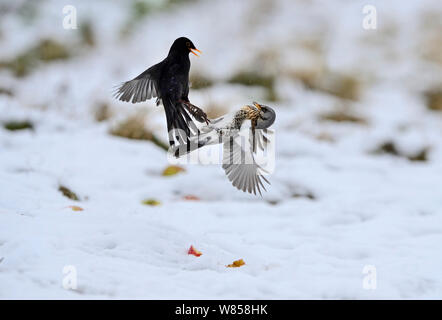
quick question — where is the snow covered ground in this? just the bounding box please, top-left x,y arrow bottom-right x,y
1,0 -> 442,299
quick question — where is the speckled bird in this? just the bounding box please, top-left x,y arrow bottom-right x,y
172,102 -> 276,195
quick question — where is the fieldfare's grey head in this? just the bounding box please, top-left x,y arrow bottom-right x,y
253,102 -> 276,129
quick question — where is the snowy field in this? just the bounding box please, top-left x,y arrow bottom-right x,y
1,0 -> 442,299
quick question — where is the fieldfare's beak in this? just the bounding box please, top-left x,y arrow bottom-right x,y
190,48 -> 202,57
253,101 -> 262,110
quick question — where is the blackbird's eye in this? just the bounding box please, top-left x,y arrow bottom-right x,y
186,41 -> 190,47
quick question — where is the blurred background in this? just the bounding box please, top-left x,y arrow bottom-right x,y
2,0 -> 442,200
1,0 -> 442,299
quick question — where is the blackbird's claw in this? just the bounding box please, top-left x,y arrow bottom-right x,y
191,105 -> 208,124
181,100 -> 210,124
201,113 -> 211,125
192,108 -> 208,123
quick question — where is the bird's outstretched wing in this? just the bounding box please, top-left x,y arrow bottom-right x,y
222,130 -> 271,195
250,127 -> 273,153
113,62 -> 162,104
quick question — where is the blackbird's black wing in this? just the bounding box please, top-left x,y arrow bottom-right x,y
114,62 -> 162,104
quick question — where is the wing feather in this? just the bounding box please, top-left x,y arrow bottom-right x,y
114,62 -> 162,104
222,131 -> 271,196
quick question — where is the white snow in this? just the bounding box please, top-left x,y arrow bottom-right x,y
1,0 -> 442,299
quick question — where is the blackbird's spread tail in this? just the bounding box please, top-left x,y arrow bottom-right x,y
163,98 -> 199,147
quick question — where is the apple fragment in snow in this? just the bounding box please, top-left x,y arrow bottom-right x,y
187,245 -> 202,257
226,259 -> 245,268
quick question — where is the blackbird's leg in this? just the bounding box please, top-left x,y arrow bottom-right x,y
179,100 -> 210,124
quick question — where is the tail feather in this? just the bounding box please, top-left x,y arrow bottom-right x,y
163,98 -> 199,146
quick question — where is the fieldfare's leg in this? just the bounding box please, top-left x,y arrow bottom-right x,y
179,100 -> 210,124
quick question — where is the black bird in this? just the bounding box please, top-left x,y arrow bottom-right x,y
114,37 -> 208,146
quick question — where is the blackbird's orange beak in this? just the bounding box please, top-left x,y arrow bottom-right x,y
190,48 -> 202,57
